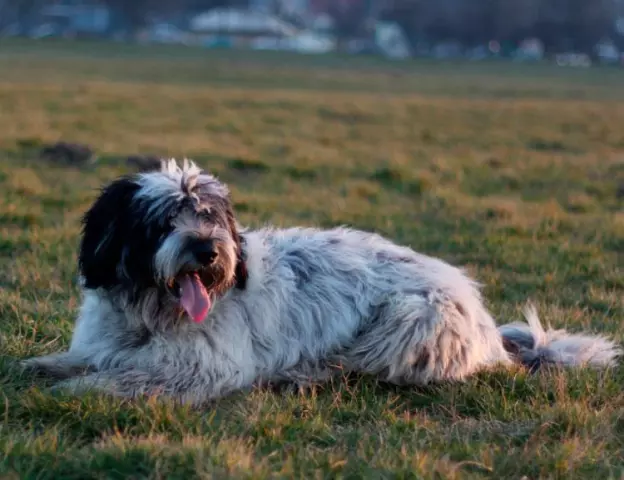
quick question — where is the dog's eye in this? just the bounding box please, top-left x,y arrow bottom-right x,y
168,208 -> 178,220
198,209 -> 212,221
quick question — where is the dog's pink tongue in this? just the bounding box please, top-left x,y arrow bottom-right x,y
179,273 -> 211,323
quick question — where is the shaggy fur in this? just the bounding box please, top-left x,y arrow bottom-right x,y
22,159 -> 622,404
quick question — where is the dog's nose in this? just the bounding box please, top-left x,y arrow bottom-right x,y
191,240 -> 218,266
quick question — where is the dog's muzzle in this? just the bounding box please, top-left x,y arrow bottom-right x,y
166,239 -> 218,323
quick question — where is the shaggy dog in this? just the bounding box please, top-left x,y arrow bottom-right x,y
22,159 -> 621,404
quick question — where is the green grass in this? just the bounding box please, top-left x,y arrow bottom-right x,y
0,39 -> 623,479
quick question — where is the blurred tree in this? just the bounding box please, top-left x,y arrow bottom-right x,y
534,0 -> 616,53
381,0 -> 618,54
104,0 -> 150,35
569,0 -> 616,52
328,0 -> 369,51
379,0 -> 425,46
15,0 -> 42,34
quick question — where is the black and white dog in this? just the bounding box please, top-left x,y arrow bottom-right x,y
22,159 -> 621,404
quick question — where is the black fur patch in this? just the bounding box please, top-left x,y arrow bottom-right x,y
79,176 -> 174,293
235,234 -> 248,290
80,171 -> 249,300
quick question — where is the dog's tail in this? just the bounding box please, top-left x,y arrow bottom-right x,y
498,305 -> 622,372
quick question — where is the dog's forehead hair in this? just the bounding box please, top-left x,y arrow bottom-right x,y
133,158 -> 229,219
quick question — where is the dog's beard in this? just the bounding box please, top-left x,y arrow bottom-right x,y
156,231 -> 238,323
165,264 -> 232,323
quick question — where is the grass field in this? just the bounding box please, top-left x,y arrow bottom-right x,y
0,39 -> 623,479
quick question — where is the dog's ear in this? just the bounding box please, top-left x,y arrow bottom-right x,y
79,177 -> 140,290
225,202 -> 248,290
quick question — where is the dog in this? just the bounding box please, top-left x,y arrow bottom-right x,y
22,159 -> 622,404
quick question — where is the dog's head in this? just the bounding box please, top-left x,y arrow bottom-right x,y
79,159 -> 247,323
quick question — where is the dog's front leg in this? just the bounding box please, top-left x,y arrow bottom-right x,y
50,369 -> 166,400
20,352 -> 94,379
50,366 -> 247,405
49,340 -> 251,405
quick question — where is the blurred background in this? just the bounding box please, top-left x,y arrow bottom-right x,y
2,0 -> 624,66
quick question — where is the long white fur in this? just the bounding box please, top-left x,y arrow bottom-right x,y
22,159 -> 622,404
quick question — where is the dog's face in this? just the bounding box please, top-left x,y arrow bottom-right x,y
79,159 -> 246,323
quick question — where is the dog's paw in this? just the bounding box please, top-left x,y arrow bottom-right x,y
49,374 -> 113,396
49,373 -> 149,400
19,354 -> 94,379
19,357 -> 49,375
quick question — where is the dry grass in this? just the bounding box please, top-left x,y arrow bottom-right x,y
0,39 -> 623,479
